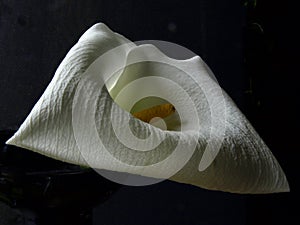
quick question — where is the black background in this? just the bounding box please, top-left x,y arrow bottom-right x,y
0,0 -> 298,224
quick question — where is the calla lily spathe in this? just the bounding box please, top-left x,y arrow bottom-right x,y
6,23 -> 289,193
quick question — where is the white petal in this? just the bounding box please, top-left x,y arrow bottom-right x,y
6,23 -> 133,164
6,23 -> 289,194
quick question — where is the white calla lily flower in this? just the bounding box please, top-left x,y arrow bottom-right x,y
6,23 -> 289,193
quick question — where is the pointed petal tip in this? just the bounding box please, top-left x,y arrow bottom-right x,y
4,131 -> 20,146
89,22 -> 111,32
281,178 -> 290,193
79,22 -> 113,42
265,176 -> 290,194
5,136 -> 16,145
274,167 -> 290,193
282,186 -> 290,193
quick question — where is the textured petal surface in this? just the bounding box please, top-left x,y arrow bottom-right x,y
6,23 -> 289,194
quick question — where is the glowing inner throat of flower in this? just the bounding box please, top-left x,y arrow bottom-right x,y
132,103 -> 176,130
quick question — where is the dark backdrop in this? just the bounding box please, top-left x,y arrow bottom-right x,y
0,0 -> 298,224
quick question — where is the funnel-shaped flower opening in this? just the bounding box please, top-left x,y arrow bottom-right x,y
6,23 -> 289,194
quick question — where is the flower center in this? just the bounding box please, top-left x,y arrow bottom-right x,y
132,103 -> 177,130
132,103 -> 175,123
